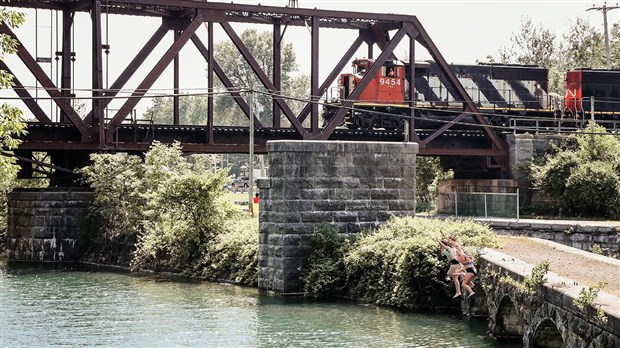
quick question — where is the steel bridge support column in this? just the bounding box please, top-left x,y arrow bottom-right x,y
207,21 -> 214,143
92,0 -> 104,144
408,29 -> 419,142
61,10 -> 74,123
272,19 -> 281,128
173,28 -> 180,125
310,16 -> 319,134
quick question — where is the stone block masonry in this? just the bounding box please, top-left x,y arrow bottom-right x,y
6,189 -> 93,262
258,140 -> 419,295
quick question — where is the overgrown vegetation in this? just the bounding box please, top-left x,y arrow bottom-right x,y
530,122 -> 620,219
0,7 -> 26,253
415,157 -> 453,213
497,260 -> 549,298
79,142 -> 258,283
573,281 -> 608,324
301,217 -> 498,310
523,260 -> 549,294
300,223 -> 351,298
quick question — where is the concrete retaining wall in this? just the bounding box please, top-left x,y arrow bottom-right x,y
6,189 -> 93,262
486,220 -> 620,258
258,140 -> 418,295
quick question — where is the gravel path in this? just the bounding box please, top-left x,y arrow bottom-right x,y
494,236 -> 620,297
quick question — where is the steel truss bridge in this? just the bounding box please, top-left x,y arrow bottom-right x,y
1,0 -> 508,183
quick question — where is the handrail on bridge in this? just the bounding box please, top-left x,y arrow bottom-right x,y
509,117 -> 620,134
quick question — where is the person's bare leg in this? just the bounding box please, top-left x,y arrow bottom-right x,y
451,275 -> 462,297
462,273 -> 475,297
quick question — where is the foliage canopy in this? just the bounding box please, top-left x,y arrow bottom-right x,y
301,217 -> 498,309
532,122 -> 620,218
487,16 -> 620,95
0,8 -> 26,246
79,142 -> 257,282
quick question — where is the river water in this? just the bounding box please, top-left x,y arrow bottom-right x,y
0,262 -> 520,347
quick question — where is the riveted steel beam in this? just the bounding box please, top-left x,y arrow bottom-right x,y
273,19 -> 281,128
0,21 -> 89,137
60,10 -> 73,123
319,24 -> 409,139
92,0 -> 105,145
0,61 -> 51,123
190,34 -> 263,128
83,21 -> 169,124
411,17 -> 506,153
310,16 -> 320,135
220,21 -> 307,137
106,13 -> 204,141
408,28 -> 420,143
297,33 -> 365,124
3,0 -> 510,175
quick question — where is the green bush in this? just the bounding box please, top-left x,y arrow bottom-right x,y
416,157 -> 453,213
79,141 -> 259,282
302,217 -> 498,310
80,153 -> 144,249
202,215 -> 259,285
533,151 -> 580,198
532,122 -> 620,219
300,223 -> 350,298
563,161 -> 620,218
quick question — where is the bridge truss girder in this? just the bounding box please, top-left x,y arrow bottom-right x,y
1,0 -> 508,176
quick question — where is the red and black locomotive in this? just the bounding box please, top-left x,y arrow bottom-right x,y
323,58 -> 620,130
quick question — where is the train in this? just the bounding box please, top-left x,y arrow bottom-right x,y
322,58 -> 620,131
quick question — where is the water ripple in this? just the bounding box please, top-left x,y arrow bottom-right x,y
0,262 -> 519,348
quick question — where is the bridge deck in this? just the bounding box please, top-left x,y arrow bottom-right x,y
492,236 -> 620,297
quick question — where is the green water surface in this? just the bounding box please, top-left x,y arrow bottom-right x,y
0,262 -> 520,347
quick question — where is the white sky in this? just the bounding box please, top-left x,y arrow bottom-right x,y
2,0 -> 619,119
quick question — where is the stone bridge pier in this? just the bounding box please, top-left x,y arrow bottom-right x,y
478,249 -> 620,347
257,140 -> 419,295
6,188 -> 93,262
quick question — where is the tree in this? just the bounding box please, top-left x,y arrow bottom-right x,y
145,94 -> 208,125
79,142 -> 254,276
415,157 -> 453,212
610,22 -> 620,69
1,7 -> 26,244
532,122 -> 620,218
486,16 -> 620,95
1,7 -> 26,171
495,17 -> 557,67
146,29 -> 310,127
490,17 -> 561,94
563,17 -> 606,69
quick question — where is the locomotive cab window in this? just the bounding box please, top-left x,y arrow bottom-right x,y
357,66 -> 367,74
385,67 -> 395,77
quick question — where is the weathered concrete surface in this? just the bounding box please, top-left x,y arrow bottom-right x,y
6,189 -> 93,262
478,248 -> 620,348
482,217 -> 620,258
258,140 -> 418,295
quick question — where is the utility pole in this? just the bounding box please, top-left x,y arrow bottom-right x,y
588,2 -> 620,69
248,91 -> 255,214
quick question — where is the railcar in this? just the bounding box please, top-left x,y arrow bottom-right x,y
323,58 -> 619,131
565,69 -> 620,118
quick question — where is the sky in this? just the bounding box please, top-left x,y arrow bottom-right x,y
2,0 -> 619,119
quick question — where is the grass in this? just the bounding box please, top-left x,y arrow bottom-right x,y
225,191 -> 250,204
